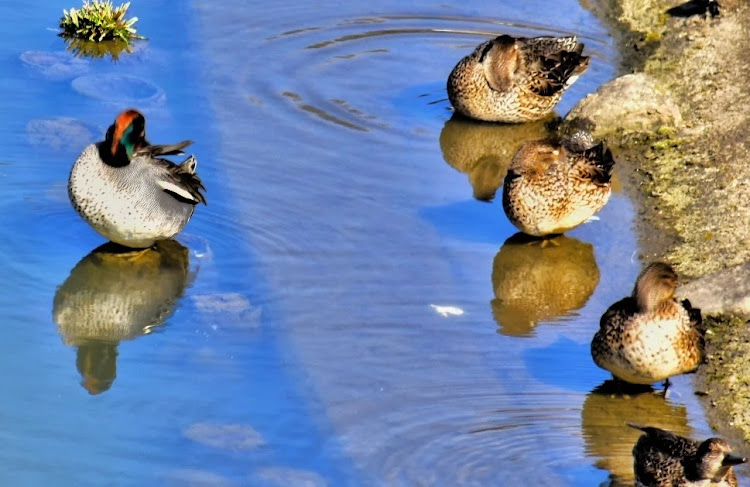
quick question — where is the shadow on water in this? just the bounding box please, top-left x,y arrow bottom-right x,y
491,233 -> 600,336
52,240 -> 192,394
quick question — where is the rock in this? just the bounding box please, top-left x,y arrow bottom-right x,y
163,469 -> 236,487
563,74 -> 682,142
26,118 -> 97,153
20,51 -> 89,81
679,262 -> 750,316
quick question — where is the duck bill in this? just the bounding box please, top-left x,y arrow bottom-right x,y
722,454 -> 748,466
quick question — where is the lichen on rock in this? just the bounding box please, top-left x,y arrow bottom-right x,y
585,0 -> 750,448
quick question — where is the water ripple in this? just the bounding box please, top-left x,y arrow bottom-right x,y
349,387 -> 588,486
248,13 -> 616,141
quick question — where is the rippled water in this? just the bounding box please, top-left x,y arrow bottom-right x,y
0,0 -> 743,485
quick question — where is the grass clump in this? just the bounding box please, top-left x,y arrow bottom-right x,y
59,1 -> 143,43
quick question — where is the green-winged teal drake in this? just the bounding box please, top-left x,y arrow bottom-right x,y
447,35 -> 590,122
69,109 -> 206,248
591,263 -> 704,385
628,423 -> 746,486
501,138 -> 613,237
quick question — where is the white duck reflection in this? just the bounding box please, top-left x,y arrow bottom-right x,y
53,239 -> 191,394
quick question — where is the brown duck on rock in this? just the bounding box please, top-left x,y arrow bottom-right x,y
591,263 -> 704,386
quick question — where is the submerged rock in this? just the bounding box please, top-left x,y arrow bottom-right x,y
183,422 -> 266,450
163,469 -> 237,487
253,468 -> 328,487
26,117 -> 97,152
20,51 -> 88,81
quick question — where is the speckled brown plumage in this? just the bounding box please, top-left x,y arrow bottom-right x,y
68,109 -> 206,248
591,263 -> 704,385
501,139 -> 613,237
447,35 -> 590,122
628,424 -> 746,486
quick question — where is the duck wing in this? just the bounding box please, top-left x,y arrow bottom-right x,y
527,49 -> 590,97
522,36 -> 584,58
138,140 -> 193,157
154,155 -> 207,206
598,296 -> 636,330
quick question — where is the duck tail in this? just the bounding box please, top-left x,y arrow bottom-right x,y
626,423 -> 671,438
557,50 -> 590,83
533,50 -> 590,96
681,298 -> 704,336
572,38 -> 585,55
626,422 -> 649,432
582,142 -> 615,184
681,299 -> 703,325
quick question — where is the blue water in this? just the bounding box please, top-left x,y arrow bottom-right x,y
0,1 -> 739,486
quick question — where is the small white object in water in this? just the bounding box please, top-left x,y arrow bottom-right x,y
430,304 -> 464,317
583,215 -> 601,223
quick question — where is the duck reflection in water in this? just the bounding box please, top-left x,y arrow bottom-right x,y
439,114 -> 553,202
53,239 -> 191,394
491,232 -> 599,336
581,380 -> 692,486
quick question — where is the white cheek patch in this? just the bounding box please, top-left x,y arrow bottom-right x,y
158,180 -> 196,202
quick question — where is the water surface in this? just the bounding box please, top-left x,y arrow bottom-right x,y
0,0 -> 740,485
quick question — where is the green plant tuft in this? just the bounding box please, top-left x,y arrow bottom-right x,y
59,1 -> 144,43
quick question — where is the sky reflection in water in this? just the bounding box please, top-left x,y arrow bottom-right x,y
0,0 -> 738,485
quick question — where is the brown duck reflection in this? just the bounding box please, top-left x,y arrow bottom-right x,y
491,233 -> 599,336
439,114 -> 554,202
581,380 -> 693,486
53,240 -> 191,394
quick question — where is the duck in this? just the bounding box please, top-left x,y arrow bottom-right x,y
68,109 -> 206,248
666,0 -> 720,18
591,262 -> 704,386
628,423 -> 746,486
447,34 -> 590,123
501,138 -> 613,237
